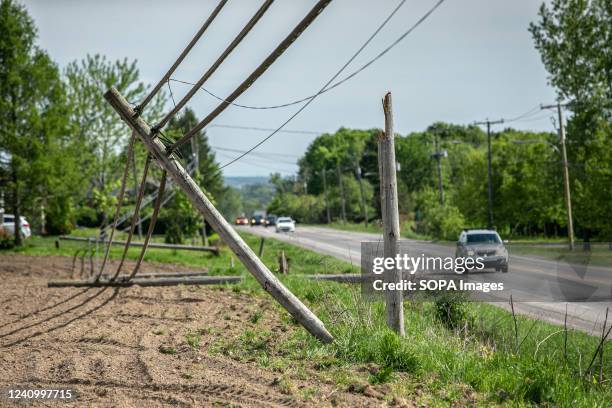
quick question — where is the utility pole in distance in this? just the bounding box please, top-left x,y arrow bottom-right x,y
379,92 -> 404,336
321,169 -> 331,224
541,102 -> 574,250
355,164 -> 369,227
474,118 -> 504,230
336,163 -> 347,224
432,134 -> 447,205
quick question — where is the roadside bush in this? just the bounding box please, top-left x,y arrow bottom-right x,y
336,327 -> 419,381
0,228 -> 14,249
45,195 -> 76,235
159,191 -> 203,244
75,206 -> 102,228
433,293 -> 471,330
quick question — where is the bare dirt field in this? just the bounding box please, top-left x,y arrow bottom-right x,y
0,254 -> 380,407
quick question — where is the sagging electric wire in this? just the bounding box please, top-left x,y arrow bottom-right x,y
216,0 -> 444,171
169,0 -> 446,112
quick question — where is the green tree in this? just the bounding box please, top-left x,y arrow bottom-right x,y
530,0 -> 611,119
530,0 -> 612,239
0,0 -> 77,244
167,108 -> 224,199
65,54 -> 165,224
160,108 -> 224,241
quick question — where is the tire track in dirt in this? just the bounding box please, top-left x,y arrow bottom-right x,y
27,378 -> 298,407
77,337 -> 145,350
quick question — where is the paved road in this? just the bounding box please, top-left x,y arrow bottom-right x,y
238,225 -> 612,334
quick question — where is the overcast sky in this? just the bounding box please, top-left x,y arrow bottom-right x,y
22,0 -> 557,177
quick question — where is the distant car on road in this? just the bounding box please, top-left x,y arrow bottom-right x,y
1,214 -> 32,239
235,215 -> 249,226
264,215 -> 277,227
456,229 -> 508,272
275,217 -> 295,233
250,215 -> 265,226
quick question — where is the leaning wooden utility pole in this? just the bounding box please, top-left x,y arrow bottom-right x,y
105,88 -> 333,344
379,92 -> 405,336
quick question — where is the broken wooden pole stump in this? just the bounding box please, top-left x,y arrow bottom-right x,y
278,250 -> 288,274
104,87 -> 333,344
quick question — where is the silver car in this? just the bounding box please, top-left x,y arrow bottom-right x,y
455,229 -> 508,272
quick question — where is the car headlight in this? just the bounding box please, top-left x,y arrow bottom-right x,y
467,250 -> 475,256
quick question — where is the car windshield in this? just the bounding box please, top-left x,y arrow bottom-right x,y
277,218 -> 291,223
466,233 -> 500,244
